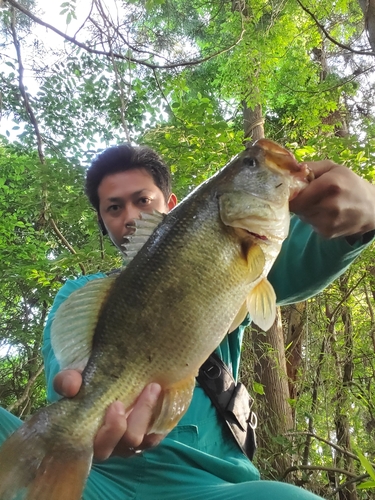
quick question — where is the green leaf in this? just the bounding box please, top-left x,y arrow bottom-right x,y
357,480 -> 375,490
252,382 -> 265,395
355,449 -> 375,481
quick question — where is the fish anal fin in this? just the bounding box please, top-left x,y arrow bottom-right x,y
246,278 -> 276,331
149,376 -> 195,434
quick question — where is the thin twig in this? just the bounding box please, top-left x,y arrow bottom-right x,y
94,0 -> 131,141
50,218 -> 86,275
285,431 -> 368,464
7,363 -> 44,413
152,68 -> 184,124
296,0 -> 375,56
327,473 -> 370,497
10,7 -> 44,163
6,0 -> 246,70
281,464 -> 359,481
73,0 -> 95,39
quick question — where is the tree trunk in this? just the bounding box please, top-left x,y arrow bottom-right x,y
313,40 -> 349,137
328,282 -> 358,500
302,334 -> 328,466
252,309 -> 294,478
243,101 -> 264,143
285,302 -> 306,418
359,0 -> 375,53
242,100 -> 294,478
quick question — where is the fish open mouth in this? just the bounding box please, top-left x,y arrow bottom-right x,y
233,227 -> 270,243
248,231 -> 268,241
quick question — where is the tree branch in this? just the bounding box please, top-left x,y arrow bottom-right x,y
9,7 -> 44,163
6,0 -> 245,70
49,218 -> 86,275
7,363 -> 44,414
285,431 -> 367,464
281,464 -> 359,481
94,0 -> 131,142
296,0 -> 375,56
91,0 -> 172,64
327,473 -> 370,497
152,68 -> 184,124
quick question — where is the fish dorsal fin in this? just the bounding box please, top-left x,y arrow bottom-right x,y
246,278 -> 276,331
121,210 -> 165,262
51,276 -> 116,371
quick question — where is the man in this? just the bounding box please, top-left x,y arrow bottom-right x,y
1,143 -> 374,499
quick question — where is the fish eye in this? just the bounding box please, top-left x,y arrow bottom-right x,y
243,157 -> 256,168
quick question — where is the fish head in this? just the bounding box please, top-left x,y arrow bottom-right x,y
217,139 -> 312,249
252,138 -> 313,200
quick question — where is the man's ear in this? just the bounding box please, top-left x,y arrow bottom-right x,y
168,193 -> 178,210
97,215 -> 107,235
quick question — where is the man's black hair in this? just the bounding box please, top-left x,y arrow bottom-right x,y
85,144 -> 172,213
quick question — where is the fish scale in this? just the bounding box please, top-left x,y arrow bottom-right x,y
0,139 -> 311,500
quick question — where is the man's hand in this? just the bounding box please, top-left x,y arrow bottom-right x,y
53,370 -> 165,461
290,160 -> 375,239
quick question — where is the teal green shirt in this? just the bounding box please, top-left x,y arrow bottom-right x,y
40,217 -> 373,498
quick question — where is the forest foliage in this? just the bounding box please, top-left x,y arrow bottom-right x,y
1,0 -> 375,497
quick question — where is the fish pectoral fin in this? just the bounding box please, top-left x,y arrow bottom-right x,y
228,245 -> 266,333
228,301 -> 248,333
121,210 -> 165,262
246,278 -> 277,331
51,276 -> 116,371
246,243 -> 266,282
149,376 -> 196,434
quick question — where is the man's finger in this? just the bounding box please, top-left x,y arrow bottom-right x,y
304,160 -> 340,179
290,179 -> 329,214
53,369 -> 82,397
124,383 -> 162,446
93,401 -> 128,461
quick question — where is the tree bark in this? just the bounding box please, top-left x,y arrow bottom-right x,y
242,99 -> 294,478
243,101 -> 264,143
302,334 -> 328,466
359,0 -> 375,53
328,283 -> 358,500
285,302 -> 306,416
252,309 -> 294,478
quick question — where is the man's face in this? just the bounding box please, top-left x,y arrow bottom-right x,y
98,168 -> 177,250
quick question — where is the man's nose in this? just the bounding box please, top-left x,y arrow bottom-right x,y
123,205 -> 139,232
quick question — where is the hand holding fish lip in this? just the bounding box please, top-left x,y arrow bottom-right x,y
54,370 -> 164,461
289,159 -> 375,239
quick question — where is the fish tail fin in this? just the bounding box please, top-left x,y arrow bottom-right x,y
0,408 -> 92,500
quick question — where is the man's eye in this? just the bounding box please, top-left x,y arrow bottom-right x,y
108,205 -> 120,212
139,197 -> 151,205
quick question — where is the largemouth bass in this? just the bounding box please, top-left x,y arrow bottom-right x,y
0,139 -> 311,500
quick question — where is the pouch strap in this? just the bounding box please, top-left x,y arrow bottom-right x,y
197,352 -> 257,460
